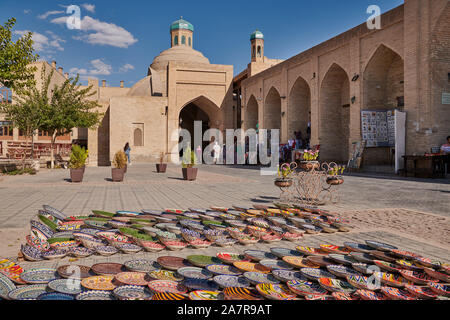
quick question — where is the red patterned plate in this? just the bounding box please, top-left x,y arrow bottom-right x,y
148,280 -> 188,294
374,260 -> 403,273
399,270 -> 438,285
295,246 -> 328,256
423,267 -> 450,282
332,292 -> 358,300
380,287 -> 416,300
319,244 -> 351,255
0,259 -> 26,285
91,263 -> 125,275
404,284 -> 437,300
355,289 -> 388,300
115,272 -> 152,286
157,256 -> 192,271
390,249 -> 422,260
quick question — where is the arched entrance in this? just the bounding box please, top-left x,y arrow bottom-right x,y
319,63 -> 350,163
245,95 -> 258,130
288,76 -> 311,142
363,45 -> 404,166
264,87 -> 281,130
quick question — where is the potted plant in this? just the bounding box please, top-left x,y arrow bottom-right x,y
156,152 -> 167,173
182,147 -> 198,181
112,150 -> 127,182
300,150 -> 320,170
69,145 -> 88,183
275,163 -> 294,188
327,165 -> 345,185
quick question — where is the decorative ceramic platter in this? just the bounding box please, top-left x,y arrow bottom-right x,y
124,259 -> 160,273
355,289 -> 388,300
396,259 -> 423,271
0,273 -> 16,299
305,295 -> 335,300
380,287 -> 416,300
286,280 -> 328,296
233,262 -> 271,274
157,256 -> 191,271
255,284 -> 297,300
295,246 -> 328,256
259,259 -> 293,271
365,240 -> 397,252
187,255 -> 221,268
244,250 -> 277,262
428,282 -> 450,297
319,244 -> 351,255
346,275 -> 378,291
390,249 -> 422,260
423,267 -> 450,282
349,252 -> 375,264
331,292 -> 358,300
20,268 -> 59,284
21,244 -> 43,261
343,242 -> 375,254
76,290 -> 116,300
374,260 -> 403,273
57,265 -> 93,279
70,247 -> 94,258
113,285 -> 153,300
216,252 -> 248,265
414,257 -> 445,269
270,247 -> 302,259
205,264 -> 242,276
404,284 -> 437,299
37,292 -> 75,300
147,280 -> 188,294
177,267 -> 213,280
48,279 -> 82,295
43,205 -> 67,220
326,265 -> 361,278
282,256 -> 320,269
399,270 -> 437,285
371,250 -> 397,262
189,290 -> 223,300
81,276 -> 116,291
307,256 -> 336,267
271,270 -> 306,283
328,254 -> 358,266
0,259 -> 26,284
95,245 -> 119,256
318,278 -> 356,293
223,287 -> 263,300
115,272 -> 152,286
300,268 -> 336,281
8,284 -> 47,300
243,272 -> 280,285
373,272 -> 413,288
148,270 -> 184,282
91,263 -> 124,275
213,275 -> 251,288
152,292 -> 187,300
182,279 -> 220,291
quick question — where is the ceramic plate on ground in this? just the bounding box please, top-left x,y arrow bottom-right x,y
21,244 -> 43,262
115,243 -> 142,254
331,292 -> 358,300
349,252 -> 375,264
318,278 -> 356,294
189,290 -> 223,300
346,275 -> 379,291
300,268 -> 336,282
243,272 -> 280,285
259,260 -> 293,271
295,246 -> 328,256
37,292 -> 75,300
287,280 -> 328,296
0,273 -> 16,299
343,242 -> 375,254
91,263 -> 125,275
223,287 -> 263,300
255,284 -> 297,300
182,279 -> 219,291
282,256 -> 320,269
390,249 -> 422,260
423,267 -> 450,282
148,270 -> 184,282
124,259 -> 160,273
216,252 -> 249,265
244,250 -> 277,262
380,287 -> 416,300
113,285 -> 153,300
43,205 -> 67,220
76,290 -> 116,300
213,275 -> 251,289
272,270 -> 306,283
373,272 -> 413,288
20,268 -> 59,284
370,250 -> 398,262
428,282 -> 450,297
152,292 -> 188,300
414,257 -> 445,269
48,279 -> 82,295
270,247 -> 302,259
186,255 -> 221,268
355,289 -> 388,300
351,263 -> 376,275
70,247 -> 94,258
365,240 -> 397,252
147,280 -> 188,294
374,260 -> 403,273
233,262 -> 271,274
328,254 -> 358,266
115,272 -> 152,286
399,270 -> 437,285
326,265 -> 361,278
319,244 -> 351,255
177,267 -> 213,280
205,264 -> 242,276
8,284 -> 47,300
57,265 -> 93,279
404,284 -> 437,300
396,260 -> 423,271
157,256 -> 192,271
95,245 -> 119,256
81,276 -> 116,291
307,256 -> 336,267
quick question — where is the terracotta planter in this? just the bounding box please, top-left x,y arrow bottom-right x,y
70,168 -> 84,183
327,176 -> 344,185
300,161 -> 319,171
156,163 -> 167,173
112,168 -> 125,182
182,167 -> 198,181
274,179 -> 293,188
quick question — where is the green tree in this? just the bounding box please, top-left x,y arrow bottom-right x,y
0,18 -> 38,90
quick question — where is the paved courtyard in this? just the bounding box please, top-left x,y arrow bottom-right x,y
0,163 -> 449,264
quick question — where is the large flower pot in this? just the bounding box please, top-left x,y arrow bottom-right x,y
70,168 -> 84,183
182,167 -> 198,181
274,179 -> 293,188
112,168 -> 125,182
156,164 -> 167,173
300,161 -> 320,171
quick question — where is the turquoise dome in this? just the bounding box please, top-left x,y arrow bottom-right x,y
250,30 -> 264,41
170,18 -> 194,32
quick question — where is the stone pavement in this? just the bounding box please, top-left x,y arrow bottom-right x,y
0,163 -> 449,263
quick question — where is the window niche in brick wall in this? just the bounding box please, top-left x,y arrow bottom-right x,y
133,123 -> 144,147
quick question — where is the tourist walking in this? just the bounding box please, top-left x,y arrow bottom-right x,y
213,141 -> 221,164
124,142 -> 131,165
196,145 -> 202,164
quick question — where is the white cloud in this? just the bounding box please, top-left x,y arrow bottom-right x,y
119,63 -> 135,73
23,9 -> 32,14
38,10 -> 65,20
70,59 -> 112,77
51,15 -> 137,48
14,30 -> 65,52
81,4 -> 95,13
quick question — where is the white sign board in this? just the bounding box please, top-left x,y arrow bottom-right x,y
442,93 -> 450,105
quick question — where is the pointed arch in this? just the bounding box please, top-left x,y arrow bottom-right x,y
264,87 -> 281,130
245,94 -> 259,130
288,76 -> 311,142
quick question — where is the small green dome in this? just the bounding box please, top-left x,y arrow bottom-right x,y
250,30 -> 264,41
170,18 -> 194,32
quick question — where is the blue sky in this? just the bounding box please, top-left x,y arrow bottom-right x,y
1,0 -> 404,87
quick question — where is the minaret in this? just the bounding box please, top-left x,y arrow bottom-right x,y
170,17 -> 194,48
250,29 -> 264,62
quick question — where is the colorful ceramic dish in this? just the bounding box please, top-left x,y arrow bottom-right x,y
189,290 -> 223,300
380,287 -> 416,300
47,279 -> 82,295
223,287 -> 263,300
205,264 -> 242,276
213,275 -> 251,289
404,284 -> 437,300
326,265 -> 361,278
374,260 -> 403,273
295,246 -> 328,256
365,240 -> 397,252
177,267 -> 213,280
349,252 -> 375,264
370,250 -> 398,262
187,255 -> 221,268
157,256 -> 191,271
399,270 -> 438,285
37,292 -> 75,300
8,284 -> 48,300
373,272 -> 413,288
124,259 -> 160,273
282,256 -> 320,269
306,256 -> 336,267
255,284 -> 297,300
20,268 -> 59,284
287,280 -> 328,296
182,279 -> 220,291
272,270 -> 306,283
259,259 -> 293,271
343,242 -> 375,254
243,272 -> 280,285
113,285 -> 153,300
300,268 -> 336,282
148,270 -> 184,282
390,249 -> 422,260
95,245 -> 119,256
21,244 -> 43,262
244,250 -> 277,262
216,252 -> 249,265
70,247 -> 94,258
355,289 -> 388,300
0,273 -> 16,300
115,272 -> 152,286
147,280 -> 188,294
319,244 -> 351,255
76,291 -> 116,300
318,278 -> 356,293
428,282 -> 450,297
57,265 -> 92,279
346,275 -> 379,291
233,262 -> 271,274
270,247 -> 302,259
91,263 -> 124,275
81,275 -> 116,291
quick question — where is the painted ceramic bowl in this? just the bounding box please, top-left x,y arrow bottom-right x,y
307,256 -> 336,267
380,287 -> 416,300
238,237 -> 259,245
57,265 -> 93,280
300,268 -> 337,282
390,249 -> 422,260
157,256 -> 191,271
214,238 -> 238,247
404,284 -> 437,300
270,248 -> 302,259
396,259 -> 424,271
21,245 -> 43,262
343,242 -> 375,254
272,270 -> 306,283
189,290 -> 223,300
20,268 -> 59,284
115,272 -> 152,286
115,243 -> 142,254
318,278 -> 356,294
124,259 -> 160,273
183,279 -> 219,291
259,260 -> 293,271
374,260 -> 403,273
349,252 -> 376,264
351,263 -> 376,276
96,231 -> 132,244
282,232 -> 303,242
213,275 -> 251,289
373,272 -> 413,288
326,265 -> 361,278
244,250 -> 277,262
81,276 -> 116,291
163,240 -> 188,251
243,272 -> 280,286
261,233 -> 282,243
95,245 -> 119,256
48,279 -> 83,295
365,240 -> 398,252
205,264 -> 242,276
295,246 -> 328,256
282,256 -> 320,269
177,267 -> 213,280
423,267 -> 450,282
148,270 -> 184,282
37,292 -> 75,300
141,241 -> 165,252
147,280 -> 188,294
414,257 -> 445,269
346,275 -> 379,291
287,280 -> 328,296
216,252 -> 249,265
399,270 -> 438,285
428,282 -> 450,297
25,234 -> 50,251
319,244 -> 351,255
70,247 -> 94,258
0,273 -> 16,299
76,291 -> 116,300
152,292 -> 188,300
331,292 -> 358,300
223,287 -> 263,300
355,289 -> 388,300
233,262 -> 271,274
370,250 -> 398,262
113,285 -> 153,300
91,263 -> 125,276
255,284 -> 297,300
328,254 -> 358,266
8,284 -> 48,300
41,249 -> 67,260
189,239 -> 212,249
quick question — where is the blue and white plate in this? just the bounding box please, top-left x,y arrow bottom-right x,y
270,248 -> 302,259
42,205 -> 68,220
70,247 -> 94,258
300,268 -> 336,281
21,244 -> 43,262
343,242 -> 376,253
272,270 -> 307,283
243,272 -> 280,285
42,249 -> 67,260
20,268 -> 59,284
37,292 -> 74,300
30,220 -> 54,239
113,285 -> 153,300
8,284 -> 48,300
76,290 -> 116,300
365,240 -> 398,252
0,273 -> 16,299
213,275 -> 251,289
48,279 -> 82,295
244,250 -> 277,262
328,254 -> 358,266
259,260 -> 293,271
115,243 -> 142,254
124,259 -> 160,273
183,279 -> 220,291
205,264 -> 242,276
95,245 -> 119,256
326,265 -> 361,278
177,267 -> 213,280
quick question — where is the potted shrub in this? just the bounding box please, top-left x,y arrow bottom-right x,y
327,165 -> 345,185
156,152 -> 167,173
182,147 -> 198,181
112,150 -> 127,182
69,145 -> 88,183
275,163 -> 294,188
300,150 -> 320,171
